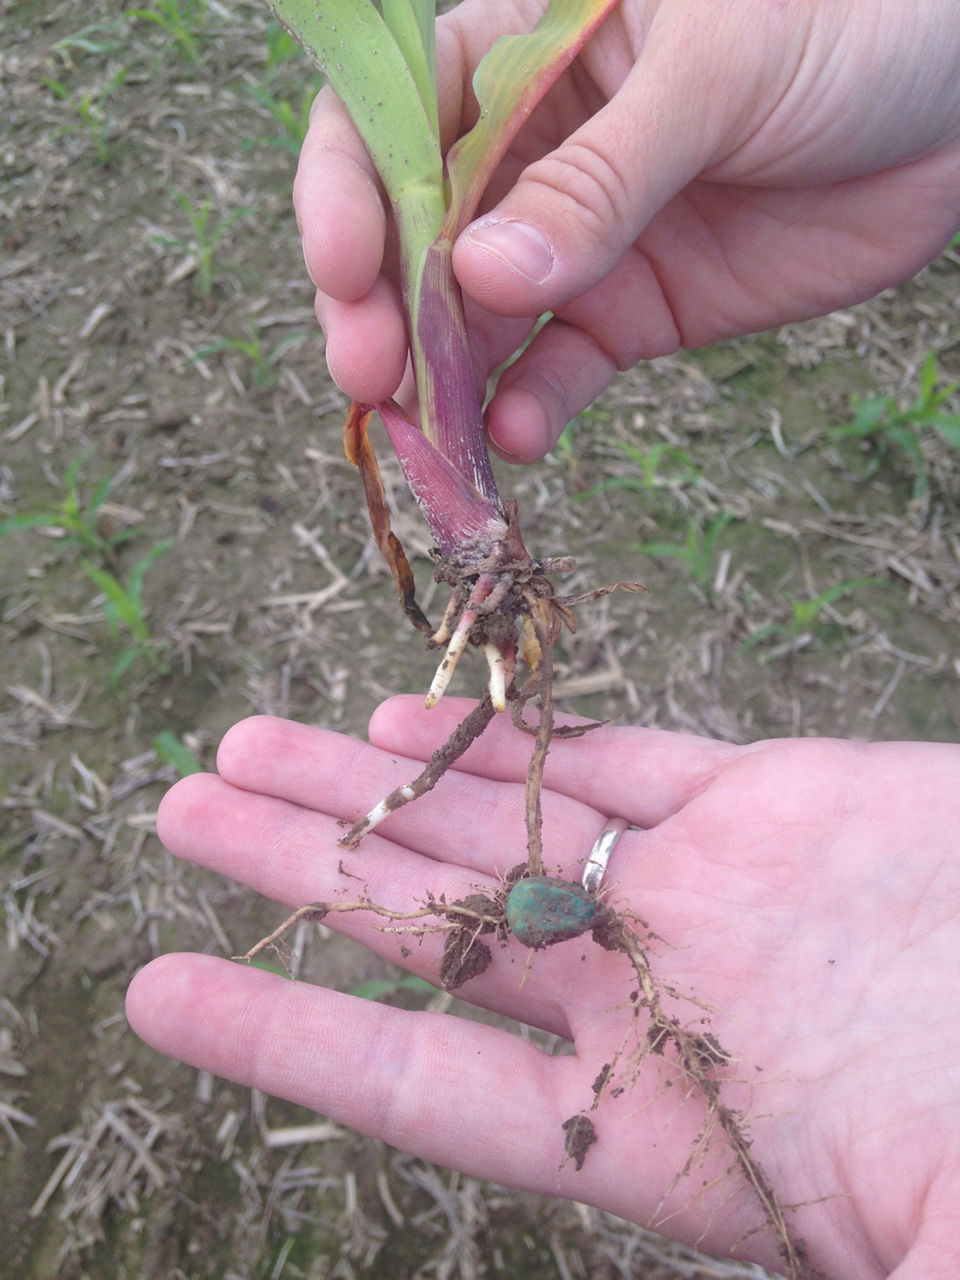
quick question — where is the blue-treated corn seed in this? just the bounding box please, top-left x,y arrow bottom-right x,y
506,876 -> 598,949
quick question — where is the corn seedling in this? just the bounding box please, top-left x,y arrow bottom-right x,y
264,18 -> 307,73
153,731 -> 202,777
741,576 -> 883,652
42,67 -> 128,165
0,456 -> 140,557
266,0 -> 642,845
50,20 -> 128,66
551,422 -> 578,464
576,439 -> 701,501
831,351 -> 960,497
638,512 -> 737,589
153,191 -> 252,298
244,80 -> 322,156
126,0 -> 208,66
248,4 -> 815,1273
83,538 -> 174,684
192,327 -> 306,389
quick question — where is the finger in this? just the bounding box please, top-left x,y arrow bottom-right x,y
367,697 -> 737,828
213,715 -> 608,879
452,4 -> 798,319
486,316 -> 617,463
315,276 -> 409,403
126,955 -> 569,1182
127,954 -> 766,1258
294,87 -> 386,301
158,768 -> 517,915
486,243 -> 683,459
125,954 -> 648,1209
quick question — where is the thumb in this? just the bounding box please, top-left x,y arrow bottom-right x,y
451,5 -> 795,317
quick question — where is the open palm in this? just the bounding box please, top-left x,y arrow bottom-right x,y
128,697 -> 960,1280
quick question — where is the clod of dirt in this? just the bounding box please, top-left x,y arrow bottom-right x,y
439,926 -> 493,990
437,890 -> 507,988
448,892 -> 500,924
561,1113 -> 598,1171
590,910 -> 629,952
505,876 -> 611,949
591,1063 -> 613,1097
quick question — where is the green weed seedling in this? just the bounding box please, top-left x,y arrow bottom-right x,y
126,0 -> 208,65
0,457 -> 140,557
42,66 -> 128,165
638,512 -> 737,589
192,327 -> 306,389
153,190 -> 252,297
742,577 -> 883,652
83,538 -> 174,684
831,351 -> 960,497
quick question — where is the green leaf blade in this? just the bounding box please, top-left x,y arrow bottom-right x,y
381,0 -> 439,141
266,0 -> 442,212
154,731 -> 202,777
0,512 -> 61,538
934,414 -> 960,448
445,0 -> 622,234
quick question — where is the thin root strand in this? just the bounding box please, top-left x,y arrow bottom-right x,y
339,694 -> 496,848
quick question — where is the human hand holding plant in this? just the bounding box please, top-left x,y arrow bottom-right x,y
126,6 -> 960,1276
297,0 -> 960,462
127,699 -> 960,1280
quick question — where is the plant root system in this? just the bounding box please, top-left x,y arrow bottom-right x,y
338,498 -> 639,857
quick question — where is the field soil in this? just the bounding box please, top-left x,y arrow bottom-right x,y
2,3 -> 959,1278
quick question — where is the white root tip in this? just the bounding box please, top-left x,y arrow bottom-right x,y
424,608 -> 475,709
483,642 -> 508,712
342,786 -> 416,847
430,593 -> 461,648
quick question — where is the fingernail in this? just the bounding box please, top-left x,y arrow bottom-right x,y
464,219 -> 554,284
489,437 -> 525,465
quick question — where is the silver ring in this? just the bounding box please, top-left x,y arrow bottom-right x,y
582,817 -> 629,895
